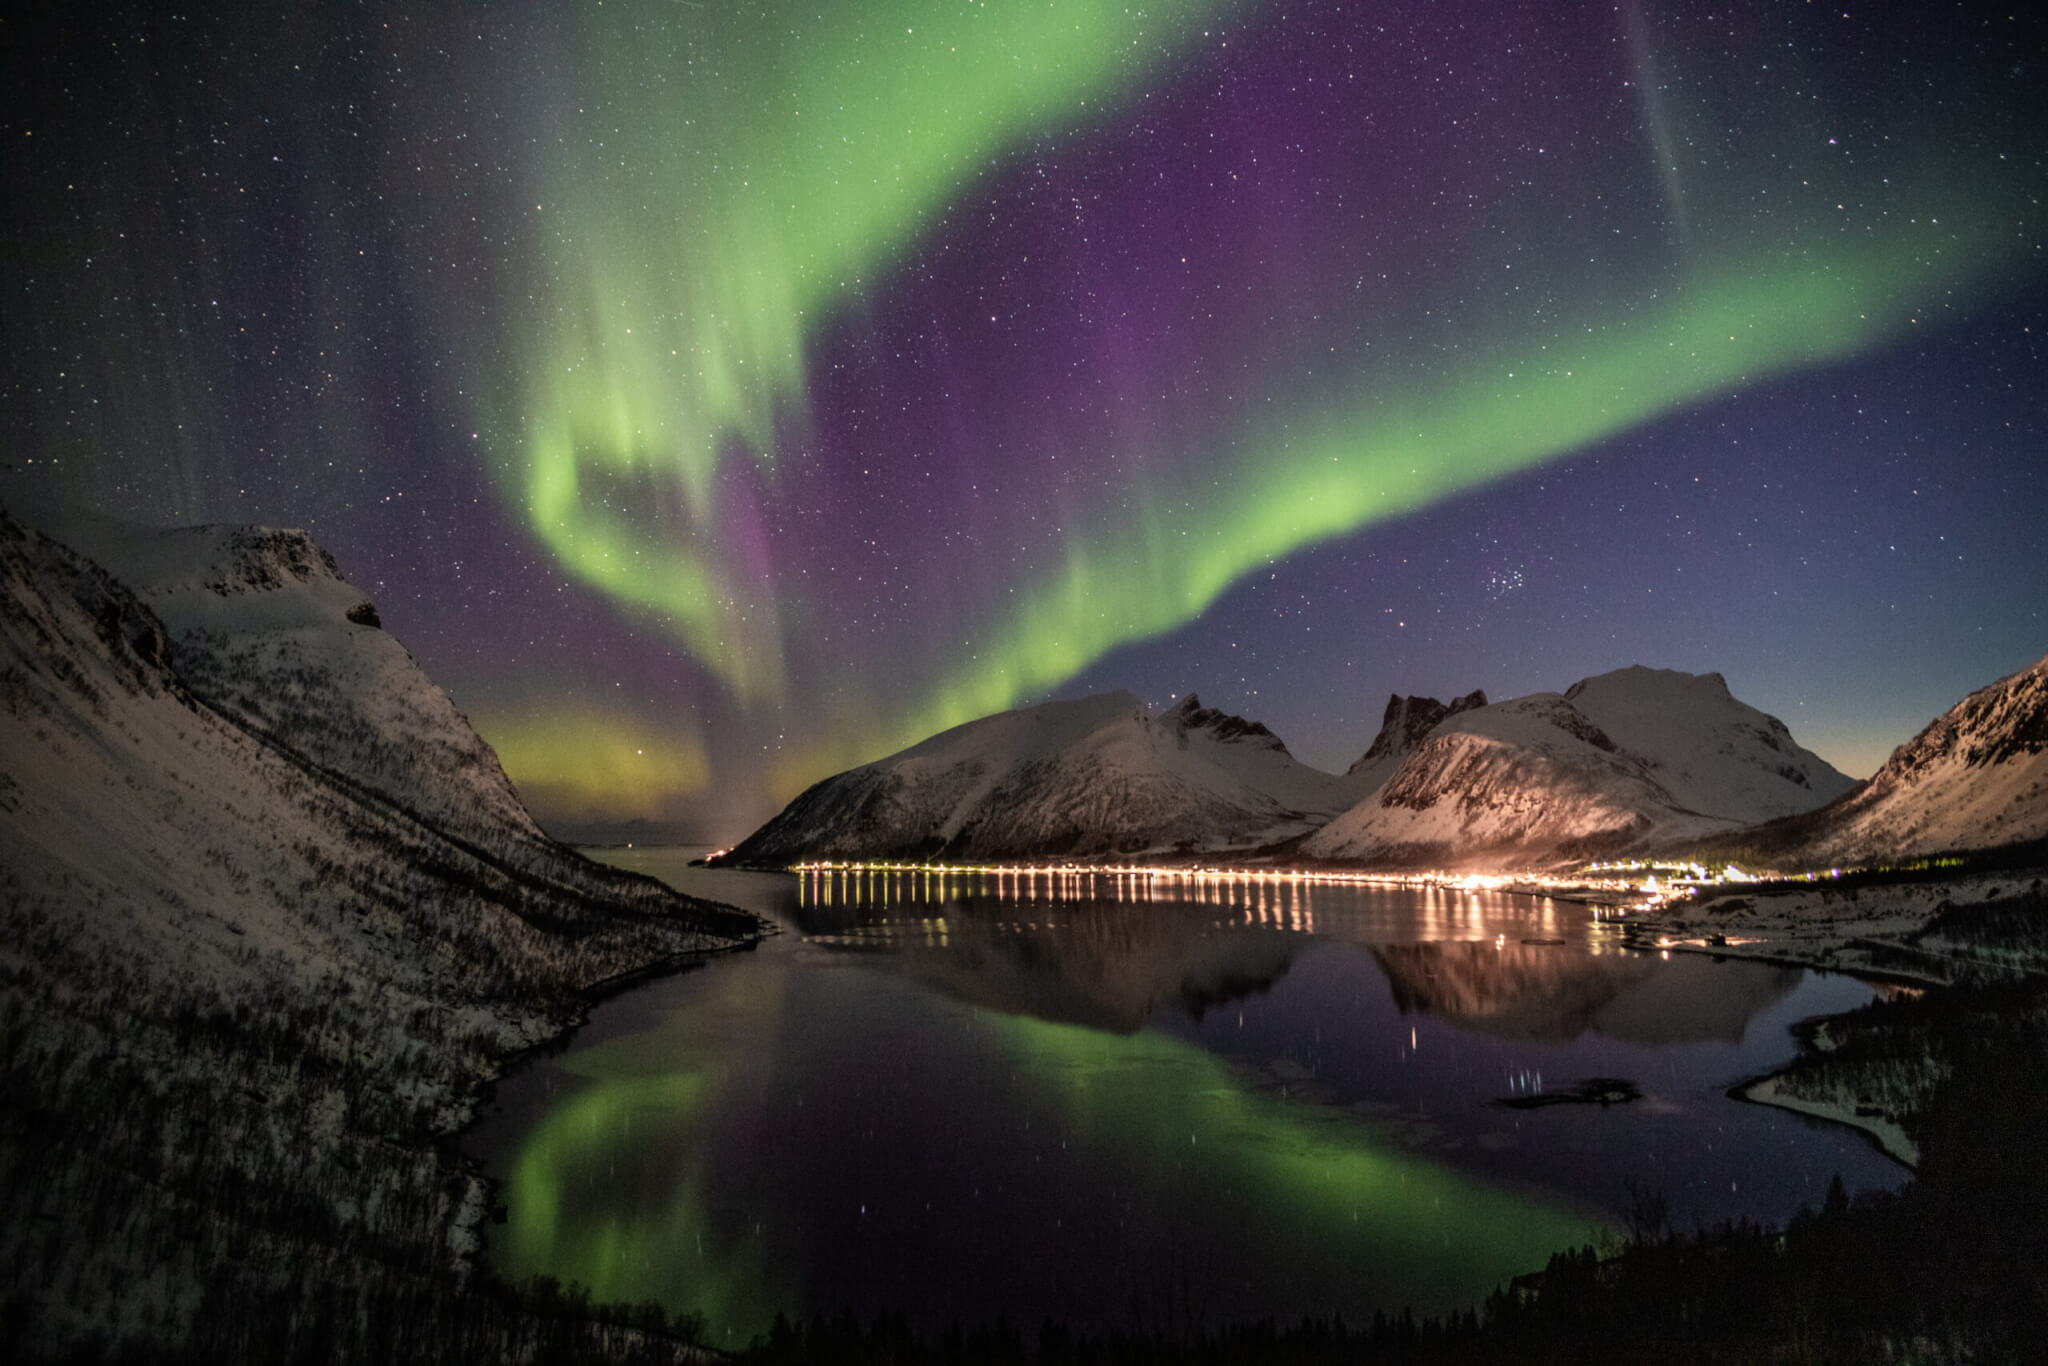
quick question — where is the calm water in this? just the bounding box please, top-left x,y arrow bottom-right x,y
468,851 -> 1907,1347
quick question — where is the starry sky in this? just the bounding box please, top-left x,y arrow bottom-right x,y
4,0 -> 2044,842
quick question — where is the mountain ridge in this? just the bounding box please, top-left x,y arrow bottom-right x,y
1301,665 -> 1853,868
726,664 -> 1882,870
1344,688 -> 1489,792
722,689 -> 1365,865
49,514 -> 564,864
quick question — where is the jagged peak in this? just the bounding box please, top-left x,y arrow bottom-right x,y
1352,688 -> 1486,772
1385,692 -> 1435,720
210,526 -> 341,590
149,524 -> 345,599
1778,649 -> 2048,864
23,514 -> 351,611
1165,693 -> 1286,752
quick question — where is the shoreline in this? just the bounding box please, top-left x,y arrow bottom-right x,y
462,897 -> 772,1107
1626,867 -> 2046,1187
449,889 -> 772,1283
1621,932 -> 1957,990
1729,1073 -> 1919,1169
465,855 -> 2034,1325
1617,867 -> 2048,985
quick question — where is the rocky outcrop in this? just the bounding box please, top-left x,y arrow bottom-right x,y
1167,692 -> 1287,752
1349,690 -> 1488,776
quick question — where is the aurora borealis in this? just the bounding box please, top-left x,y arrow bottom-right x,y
5,0 -> 2044,838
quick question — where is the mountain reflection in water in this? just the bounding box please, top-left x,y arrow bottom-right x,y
470,854 -> 1909,1347
801,895 -> 1304,1035
1371,942 -> 1804,1045
792,866 -> 1799,1047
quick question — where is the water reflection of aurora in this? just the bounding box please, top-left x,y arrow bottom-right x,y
495,953 -> 1594,1342
498,956 -> 794,1336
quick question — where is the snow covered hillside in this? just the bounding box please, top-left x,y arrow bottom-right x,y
1301,666 -> 1854,868
0,505 -> 755,1361
32,510 -> 561,865
1748,651 -> 2048,866
722,691 -> 1366,864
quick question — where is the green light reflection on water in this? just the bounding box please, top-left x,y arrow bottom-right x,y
492,953 -> 1596,1340
988,1012 -> 1598,1308
503,1069 -> 777,1325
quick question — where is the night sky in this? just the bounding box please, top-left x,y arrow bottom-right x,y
4,0 -> 2044,842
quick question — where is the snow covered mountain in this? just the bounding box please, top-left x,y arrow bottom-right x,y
1745,651 -> 2048,866
722,690 -> 1365,864
1301,666 -> 1854,868
36,511 -> 559,864
0,505 -> 754,1360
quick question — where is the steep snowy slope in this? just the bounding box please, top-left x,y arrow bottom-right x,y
723,691 -> 1363,864
0,506 -> 754,1360
1759,652 -> 2048,865
1303,667 -> 1852,868
43,512 -> 556,862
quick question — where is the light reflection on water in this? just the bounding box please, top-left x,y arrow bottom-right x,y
794,863 -> 1577,945
469,849 -> 1908,1348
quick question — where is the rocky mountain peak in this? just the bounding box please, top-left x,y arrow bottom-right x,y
724,688 -> 1353,865
1876,652 -> 2048,782
1737,651 -> 2048,867
204,527 -> 342,596
1311,665 -> 1852,869
1351,688 -> 1486,773
1165,693 -> 1287,752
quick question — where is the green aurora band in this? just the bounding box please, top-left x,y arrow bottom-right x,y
891,227 -> 2021,769
494,0 -> 2042,793
515,0 -> 1237,703
498,950 -> 791,1335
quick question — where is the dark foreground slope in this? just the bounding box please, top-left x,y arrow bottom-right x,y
0,507 -> 758,1363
